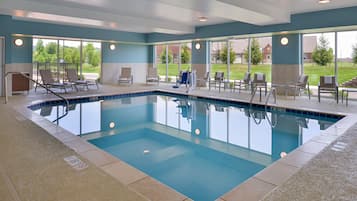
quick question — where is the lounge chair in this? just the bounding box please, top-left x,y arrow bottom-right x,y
251,73 -> 267,95
209,72 -> 224,90
233,72 -> 251,92
197,72 -> 210,87
318,76 -> 338,103
118,67 -> 133,85
295,74 -> 310,99
66,68 -> 99,90
146,68 -> 159,85
39,69 -> 74,93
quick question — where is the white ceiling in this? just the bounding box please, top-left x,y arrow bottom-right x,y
0,0 -> 356,34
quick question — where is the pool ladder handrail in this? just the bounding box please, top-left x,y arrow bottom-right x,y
249,85 -> 258,105
249,86 -> 277,107
264,87 -> 277,109
4,72 -> 70,123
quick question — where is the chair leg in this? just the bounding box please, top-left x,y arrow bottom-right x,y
318,87 -> 320,102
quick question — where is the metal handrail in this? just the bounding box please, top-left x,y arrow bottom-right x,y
4,72 -> 70,122
264,87 -> 277,109
249,85 -> 258,104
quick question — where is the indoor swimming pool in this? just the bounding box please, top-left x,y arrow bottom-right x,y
30,92 -> 341,201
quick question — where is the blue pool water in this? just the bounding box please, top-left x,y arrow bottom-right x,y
32,93 -> 341,201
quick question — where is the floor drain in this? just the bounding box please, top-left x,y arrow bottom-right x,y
331,141 -> 347,152
64,155 -> 88,171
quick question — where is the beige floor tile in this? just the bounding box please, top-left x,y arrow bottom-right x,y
222,178 -> 276,201
80,149 -> 118,167
102,162 -> 147,185
129,177 -> 187,201
298,141 -> 327,154
279,150 -> 315,168
255,162 -> 299,186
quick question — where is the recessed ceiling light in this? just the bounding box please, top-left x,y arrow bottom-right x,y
198,16 -> 207,22
318,0 -> 330,4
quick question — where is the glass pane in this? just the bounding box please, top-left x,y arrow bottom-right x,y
250,37 -> 272,83
337,31 -> 357,86
210,41 -> 228,80
229,39 -> 249,80
168,44 -> 180,83
303,32 -> 335,86
82,41 -> 101,80
58,40 -> 81,82
32,38 -> 58,84
156,45 -> 167,82
181,42 -> 192,72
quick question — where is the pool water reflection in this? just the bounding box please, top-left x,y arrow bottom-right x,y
33,94 -> 339,201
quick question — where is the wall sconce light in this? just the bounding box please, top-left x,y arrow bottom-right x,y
280,37 -> 289,46
195,128 -> 200,135
109,43 -> 116,50
109,122 -> 115,129
14,38 -> 24,47
195,42 -> 201,50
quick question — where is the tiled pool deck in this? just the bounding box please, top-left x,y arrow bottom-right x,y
1,83 -> 357,201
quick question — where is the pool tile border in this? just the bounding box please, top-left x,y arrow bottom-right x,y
18,89 -> 357,201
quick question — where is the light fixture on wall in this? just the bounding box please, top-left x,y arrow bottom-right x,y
198,16 -> 208,22
195,42 -> 201,50
109,122 -> 115,129
318,0 -> 330,4
280,37 -> 289,46
14,38 -> 24,47
109,43 -> 116,50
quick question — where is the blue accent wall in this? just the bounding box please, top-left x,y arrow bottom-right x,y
6,36 -> 32,64
102,42 -> 150,63
147,6 -> 357,43
272,34 -> 301,65
192,41 -> 210,64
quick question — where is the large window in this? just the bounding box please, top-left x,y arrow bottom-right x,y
33,38 -> 101,83
337,31 -> 357,86
250,37 -> 272,82
167,44 -> 180,82
303,32 -> 336,86
229,38 -> 249,80
210,41 -> 228,80
155,43 -> 192,82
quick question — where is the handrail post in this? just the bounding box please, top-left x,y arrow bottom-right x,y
4,72 -> 8,104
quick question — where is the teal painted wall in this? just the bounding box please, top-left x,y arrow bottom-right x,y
102,42 -> 150,63
147,6 -> 357,43
192,41 -> 210,65
6,36 -> 32,64
272,34 -> 301,65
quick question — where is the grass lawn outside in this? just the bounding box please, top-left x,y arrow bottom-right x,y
157,62 -> 357,86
